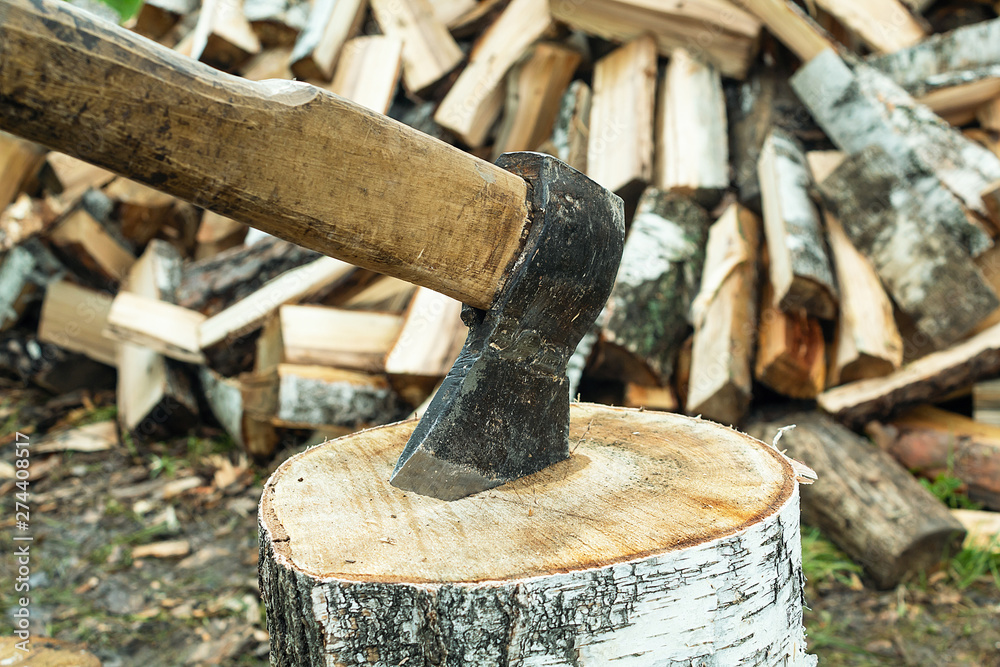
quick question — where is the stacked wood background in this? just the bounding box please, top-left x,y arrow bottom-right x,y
4,0 -> 1000,588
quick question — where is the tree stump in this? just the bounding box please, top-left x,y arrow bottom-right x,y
259,403 -> 815,666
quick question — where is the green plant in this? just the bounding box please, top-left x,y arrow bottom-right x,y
148,453 -> 178,478
920,473 -> 982,510
947,542 -> 1000,590
801,525 -> 864,587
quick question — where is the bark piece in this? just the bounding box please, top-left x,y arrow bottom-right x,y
757,128 -> 837,320
492,42 -> 581,160
288,0 -> 365,81
657,48 -> 728,208
869,405 -> 1000,511
746,411 -> 965,589
818,321 -> 1000,428
38,280 -> 116,367
0,238 -> 65,331
369,0 -> 462,95
791,49 -> 1000,242
818,144 -> 999,349
811,0 -> 925,53
260,404 -> 813,666
687,204 -> 760,426
601,189 -> 709,384
536,80 -> 591,173
383,288 -> 465,377
754,280 -> 826,399
434,0 -> 552,147
326,35 -> 403,114
586,35 -> 657,197
0,131 -> 46,212
550,0 -> 761,79
47,208 -> 135,289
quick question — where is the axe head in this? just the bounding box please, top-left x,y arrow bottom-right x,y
390,152 -> 625,500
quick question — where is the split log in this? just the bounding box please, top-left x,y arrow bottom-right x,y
0,238 -> 64,331
586,35 -> 657,198
177,236 -> 319,316
979,97 -> 1000,132
976,377 -> 1000,425
334,276 -> 414,312
687,204 -> 760,426
623,383 -> 677,412
383,288 -> 465,378
47,208 -> 135,289
656,48 -> 728,208
176,0 -> 261,72
549,0 -> 761,79
818,321 -> 1000,428
256,304 -> 402,373
434,0 -> 552,147
492,43 -> 582,160
0,194 -> 48,251
260,404 -> 814,666
754,280 -> 826,400
132,0 -> 198,40
952,509 -> 1000,553
430,0 -> 475,26
113,240 -> 199,439
791,49 -> 1000,240
536,80 -> 591,173
811,0 -> 925,53
0,131 -> 46,212
600,189 -> 709,384
746,411 -> 965,590
818,145 -> 999,349
243,0 -> 308,47
327,35 -> 403,115
867,405 -> 1000,511
757,128 -> 837,320
105,291 -> 206,364
288,0 -> 365,81
240,46 -> 294,80
737,0 -> 837,63
102,177 -> 179,247
38,280 -> 116,367
369,0 -> 461,95
43,152 -> 115,206
199,366 -> 277,457
915,75 -> 1000,126
194,211 -> 247,260
244,363 -> 405,429
824,212 -> 903,386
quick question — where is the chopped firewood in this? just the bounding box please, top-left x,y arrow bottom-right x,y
492,42 -> 581,160
47,208 -> 135,289
194,211 -> 248,261
738,0 -> 837,63
656,48 -> 728,208
43,152 -> 115,205
132,0 -> 198,40
974,377 -> 1000,425
757,128 -> 837,320
327,36 -> 403,114
132,539 -> 192,559
803,149 -> 846,184
336,275 -> 415,312
0,131 -> 46,212
38,280 -> 116,366
792,50 -> 1000,239
103,177 -> 179,246
819,321 -> 1000,428
550,0 -> 761,79
114,241 -> 199,439
812,0 -> 925,53
536,80 -> 591,173
0,238 -> 64,331
586,35 -> 657,198
824,212 -> 903,386
288,0 -> 365,81
984,179 -> 1000,224
687,204 -> 760,426
434,0 -> 552,147
867,405 -> 1000,511
623,383 -> 677,412
105,292 -> 206,364
199,366 -> 277,457
257,304 -> 402,373
240,46 -> 294,80
952,509 -> 1000,553
754,280 -> 826,400
600,189 -> 709,385
369,0 -> 462,95
747,411 -> 966,590
34,420 -> 117,453
383,288 -> 464,378
177,236 -> 319,316
244,364 -> 404,429
919,77 -> 1000,126
430,0 -> 475,26
979,97 -> 1000,132
818,145 -> 999,349
0,330 -> 116,394
176,0 -> 262,72
244,0 -> 308,47
0,194 -> 47,250
198,257 -> 354,351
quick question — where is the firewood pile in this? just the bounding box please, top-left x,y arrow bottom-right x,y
3,0 -> 1000,587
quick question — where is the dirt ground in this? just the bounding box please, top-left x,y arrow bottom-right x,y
2,385 -> 999,666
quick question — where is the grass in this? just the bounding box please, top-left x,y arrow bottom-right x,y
801,525 -> 864,588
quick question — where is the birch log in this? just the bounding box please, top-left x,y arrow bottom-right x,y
260,403 -> 815,666
537,80 -> 591,173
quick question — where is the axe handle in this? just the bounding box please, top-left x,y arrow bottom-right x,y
0,0 -> 531,309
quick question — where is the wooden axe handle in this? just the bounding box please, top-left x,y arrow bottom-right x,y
0,0 -> 531,309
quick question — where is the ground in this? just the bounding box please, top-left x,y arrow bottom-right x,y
1,384 -> 998,666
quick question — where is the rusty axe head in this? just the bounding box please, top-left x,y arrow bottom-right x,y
390,152 -> 625,501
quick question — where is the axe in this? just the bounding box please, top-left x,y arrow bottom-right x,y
0,0 -> 624,500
